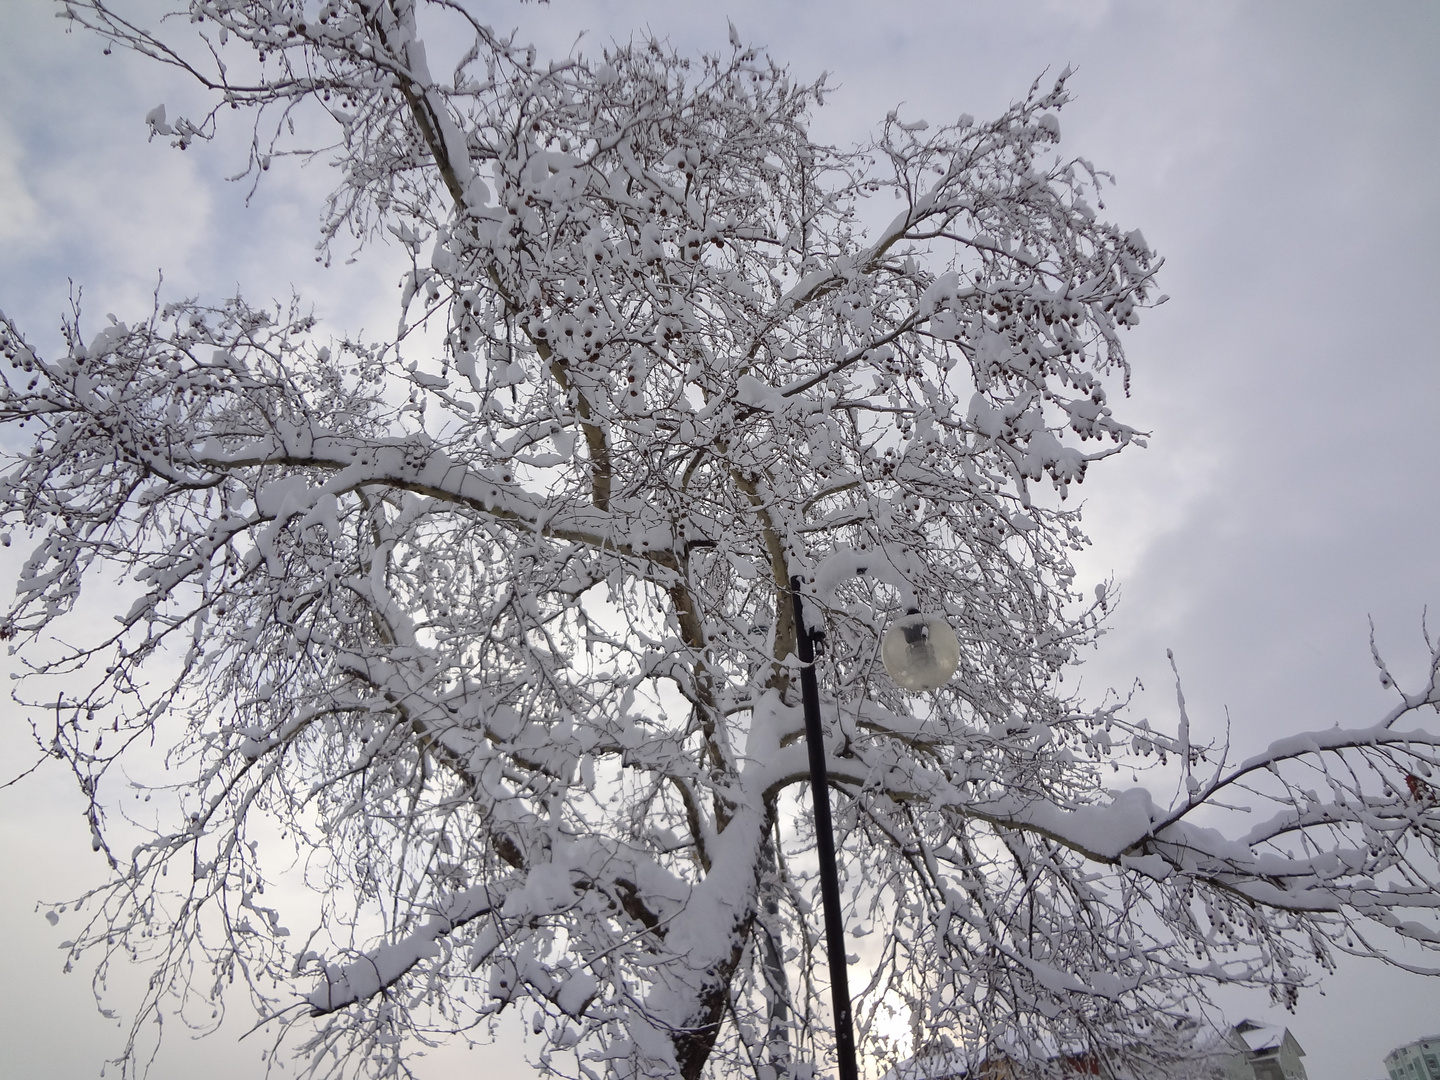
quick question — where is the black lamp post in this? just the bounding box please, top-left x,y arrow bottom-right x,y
788,577 -> 960,1080
790,578 -> 860,1080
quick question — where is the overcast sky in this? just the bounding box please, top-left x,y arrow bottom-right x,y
2,2 -> 1438,1079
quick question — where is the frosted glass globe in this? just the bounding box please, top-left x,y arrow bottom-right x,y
881,612 -> 960,691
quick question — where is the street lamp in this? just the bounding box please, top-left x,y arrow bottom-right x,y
788,579 -> 959,1080
880,611 -> 961,692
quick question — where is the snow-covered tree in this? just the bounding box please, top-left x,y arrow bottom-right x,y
4,3 -> 1440,1079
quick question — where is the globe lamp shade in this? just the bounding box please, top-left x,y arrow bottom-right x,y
881,612 -> 960,691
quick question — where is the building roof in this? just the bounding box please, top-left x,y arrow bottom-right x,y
1230,1019 -> 1305,1058
1387,1036 -> 1440,1060
1238,1026 -> 1287,1054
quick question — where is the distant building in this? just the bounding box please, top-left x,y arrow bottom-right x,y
885,1020 -> 1306,1080
875,1019 -> 1307,1080
1384,1035 -> 1440,1080
1215,1020 -> 1309,1080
